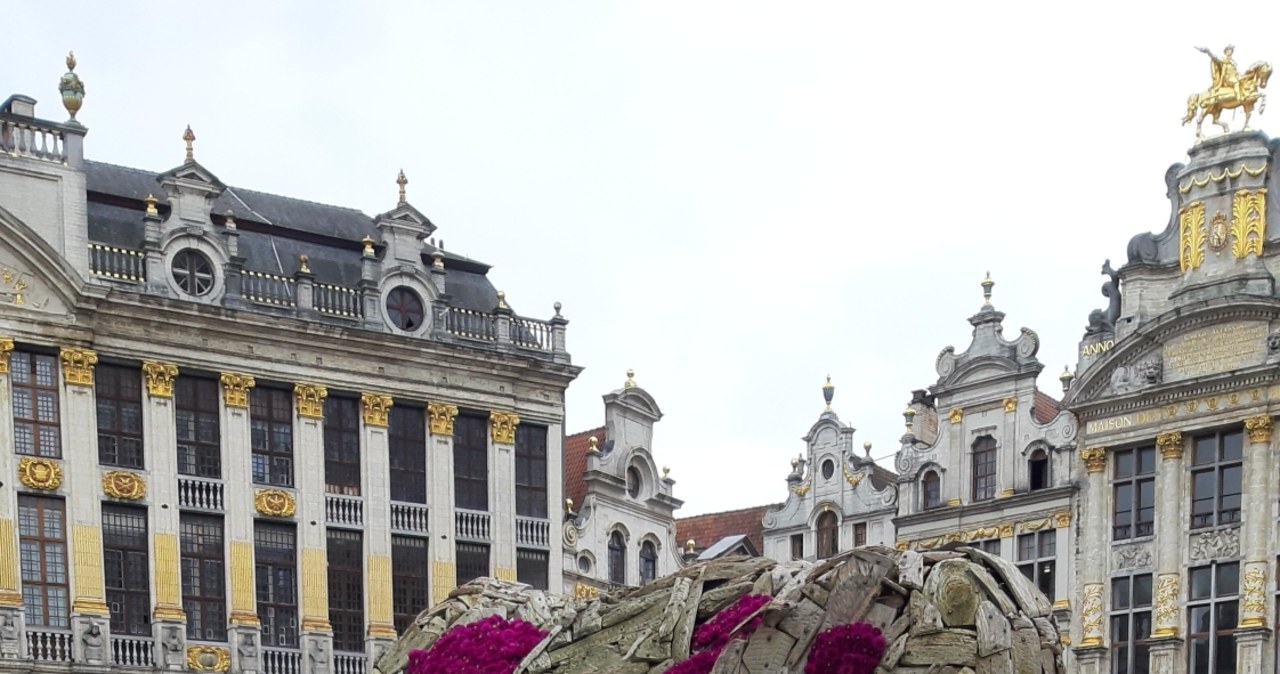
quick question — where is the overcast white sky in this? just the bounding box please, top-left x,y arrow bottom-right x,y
3,1 -> 1275,516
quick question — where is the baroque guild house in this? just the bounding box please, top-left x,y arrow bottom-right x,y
0,57 -> 578,674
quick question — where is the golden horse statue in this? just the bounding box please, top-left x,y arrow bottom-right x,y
1183,46 -> 1271,139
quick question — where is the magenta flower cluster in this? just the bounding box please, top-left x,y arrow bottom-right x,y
407,615 -> 547,674
665,593 -> 772,674
803,621 -> 887,674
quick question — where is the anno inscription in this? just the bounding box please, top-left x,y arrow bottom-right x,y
1163,322 -> 1266,381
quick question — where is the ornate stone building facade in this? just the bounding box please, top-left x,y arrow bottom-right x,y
759,380 -> 897,561
891,284 -> 1079,644
561,372 -> 685,599
0,58 -> 578,674
1066,124 -> 1280,673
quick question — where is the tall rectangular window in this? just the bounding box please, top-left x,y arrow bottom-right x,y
515,424 -> 548,518
456,542 -> 490,586
12,352 -> 61,458
176,377 -> 221,478
18,496 -> 68,628
255,522 -> 298,648
324,397 -> 361,496
1110,573 -> 1152,674
853,522 -> 867,548
971,436 -> 997,501
102,505 -> 150,635
389,406 -> 426,503
327,529 -> 364,653
454,414 -> 489,511
1015,531 -> 1055,602
181,514 -> 227,642
96,364 -> 144,468
1188,562 -> 1238,673
392,536 -> 429,634
517,548 -> 549,590
789,534 -> 804,560
1190,430 -> 1243,529
251,387 -> 294,487
1113,445 -> 1156,541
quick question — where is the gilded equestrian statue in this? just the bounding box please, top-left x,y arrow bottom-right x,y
1183,45 -> 1271,140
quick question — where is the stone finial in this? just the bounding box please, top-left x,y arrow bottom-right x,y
624,369 -> 637,389
431,250 -> 444,270
822,375 -> 834,412
662,465 -> 670,479
298,255 -> 310,274
1060,365 -> 1075,393
361,236 -> 375,257
58,51 -> 85,121
685,539 -> 695,553
564,498 -> 574,513
224,210 -> 237,230
182,125 -> 196,163
981,271 -> 994,305
790,457 -> 799,468
396,169 -> 408,204
587,436 -> 601,455
496,291 -> 509,311
554,301 -> 563,318
144,194 -> 159,217
863,441 -> 872,457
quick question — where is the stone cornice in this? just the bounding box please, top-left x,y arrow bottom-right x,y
893,485 -> 1075,529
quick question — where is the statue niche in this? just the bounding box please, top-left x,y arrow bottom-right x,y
1085,260 -> 1122,335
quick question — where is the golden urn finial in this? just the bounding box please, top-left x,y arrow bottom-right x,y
144,194 -> 158,217
685,539 -> 695,553
1185,45 -> 1272,140
58,51 -> 86,122
361,235 -> 375,257
298,255 -> 310,274
624,369 -> 637,389
396,169 -> 408,204
822,374 -> 835,411
863,441 -> 873,456
981,271 -> 994,305
182,125 -> 196,163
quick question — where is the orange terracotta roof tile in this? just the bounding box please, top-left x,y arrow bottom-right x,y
675,504 -> 778,557
564,426 -> 606,509
1032,390 -> 1061,424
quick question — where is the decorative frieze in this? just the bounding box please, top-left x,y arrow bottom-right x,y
17,457 -> 62,490
220,372 -> 255,409
0,337 -> 12,373
294,383 -> 328,419
101,470 -> 146,500
1080,446 -> 1106,473
1152,573 -> 1180,638
490,411 -> 520,444
59,347 -> 97,386
1079,583 -> 1104,647
254,489 -> 296,518
1241,562 -> 1267,628
1155,431 -> 1183,460
1189,527 -> 1239,562
903,513 -> 1069,551
1231,188 -> 1266,259
1244,414 -> 1274,443
1112,543 -> 1152,571
142,361 -> 178,398
361,392 -> 393,427
428,402 -> 459,435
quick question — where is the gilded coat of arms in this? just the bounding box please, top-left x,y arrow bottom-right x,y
1208,211 -> 1229,251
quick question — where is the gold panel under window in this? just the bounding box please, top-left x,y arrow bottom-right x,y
254,489 -> 296,518
0,519 -> 20,606
187,645 -> 231,672
102,470 -> 146,500
367,554 -> 395,636
72,525 -> 108,615
300,548 -> 331,633
153,533 -> 184,620
228,541 -> 258,625
431,561 -> 456,606
17,457 -> 62,491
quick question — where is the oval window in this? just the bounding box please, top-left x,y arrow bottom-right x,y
171,249 -> 215,296
386,286 -> 425,331
821,459 -> 835,480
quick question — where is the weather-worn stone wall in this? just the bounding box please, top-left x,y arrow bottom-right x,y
376,546 -> 1066,674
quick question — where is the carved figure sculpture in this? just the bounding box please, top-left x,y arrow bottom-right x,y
308,640 -> 330,674
82,623 -> 104,664
0,614 -> 18,658
1086,260 -> 1122,335
163,626 -> 184,667
1184,46 -> 1272,139
1126,232 -> 1159,265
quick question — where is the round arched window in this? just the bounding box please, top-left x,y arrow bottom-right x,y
386,286 -> 425,331
577,555 -> 592,573
821,459 -> 835,480
626,467 -> 642,498
171,249 -> 215,296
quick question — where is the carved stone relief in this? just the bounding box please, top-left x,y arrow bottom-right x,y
1109,355 -> 1163,394
1189,528 -> 1240,562
1112,543 -> 1153,571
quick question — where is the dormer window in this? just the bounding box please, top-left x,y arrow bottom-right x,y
386,286 -> 424,331
626,467 -> 642,499
1029,449 -> 1050,491
171,249 -> 214,296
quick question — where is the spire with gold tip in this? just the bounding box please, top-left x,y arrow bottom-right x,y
396,169 -> 408,205
981,271 -> 994,306
58,51 -> 85,122
821,375 -> 835,413
182,126 -> 196,163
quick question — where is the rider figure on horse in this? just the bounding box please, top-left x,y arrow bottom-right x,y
1198,45 -> 1244,102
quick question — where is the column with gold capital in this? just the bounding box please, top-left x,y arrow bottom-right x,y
219,372 -> 262,673
1237,415 -> 1274,671
490,411 -> 520,582
1149,431 -> 1185,672
360,392 -> 397,648
58,347 -> 113,663
427,402 -> 458,606
0,339 -> 24,638
141,361 -> 188,667
294,383 -> 333,653
1075,446 -> 1108,664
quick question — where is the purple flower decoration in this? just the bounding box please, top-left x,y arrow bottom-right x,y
408,615 -> 547,674
664,593 -> 773,674
803,622 -> 886,674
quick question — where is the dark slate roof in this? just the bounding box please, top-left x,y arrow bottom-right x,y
82,160 -> 505,313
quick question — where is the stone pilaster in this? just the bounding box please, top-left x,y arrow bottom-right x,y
1077,446 -> 1107,649
360,393 -> 396,649
490,410 -> 519,581
295,384 -> 331,641
1001,397 -> 1017,497
57,347 -> 111,664
1071,645 -> 1105,674
0,338 -> 24,660
143,361 -> 186,668
219,372 -> 261,673
1151,431 -> 1184,641
1237,415 -> 1273,670
427,403 -> 458,605
1148,637 -> 1183,673
546,421 -> 565,587
948,408 -> 965,505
